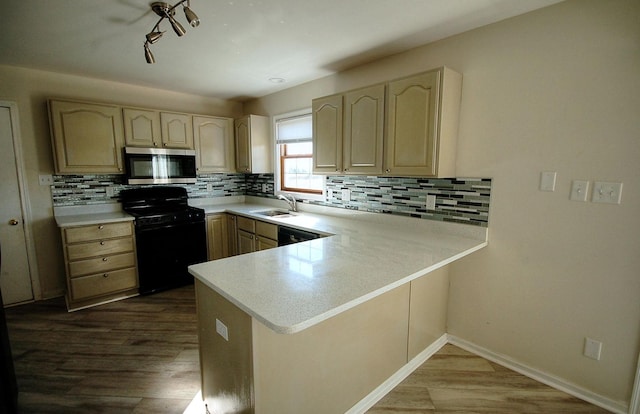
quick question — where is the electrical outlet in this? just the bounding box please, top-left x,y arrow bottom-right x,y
106,186 -> 115,198
342,189 -> 351,202
206,183 -> 213,192
569,180 -> 589,202
426,195 -> 436,210
215,319 -> 229,341
38,174 -> 53,186
592,182 -> 622,204
261,183 -> 267,192
584,337 -> 602,360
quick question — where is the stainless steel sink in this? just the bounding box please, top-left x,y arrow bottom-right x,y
253,209 -> 293,218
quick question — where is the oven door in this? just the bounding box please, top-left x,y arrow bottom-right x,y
124,147 -> 197,184
134,220 -> 206,295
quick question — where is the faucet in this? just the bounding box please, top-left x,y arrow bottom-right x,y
278,193 -> 297,212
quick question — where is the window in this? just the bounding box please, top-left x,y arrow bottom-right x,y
274,111 -> 323,198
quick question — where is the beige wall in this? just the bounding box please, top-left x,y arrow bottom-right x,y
245,0 -> 640,406
0,65 -> 242,298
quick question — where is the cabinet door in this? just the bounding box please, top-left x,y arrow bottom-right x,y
49,100 -> 125,174
194,116 -> 235,173
226,214 -> 238,257
234,116 -> 251,173
123,108 -> 161,147
160,112 -> 194,149
385,70 -> 440,176
256,236 -> 278,251
343,84 -> 385,175
312,94 -> 343,174
237,229 -> 255,255
207,214 -> 229,261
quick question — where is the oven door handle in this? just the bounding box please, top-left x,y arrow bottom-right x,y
136,221 -> 203,233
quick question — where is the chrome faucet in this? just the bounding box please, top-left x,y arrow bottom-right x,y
278,194 -> 297,212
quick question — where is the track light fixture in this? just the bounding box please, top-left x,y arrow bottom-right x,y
143,1 -> 200,64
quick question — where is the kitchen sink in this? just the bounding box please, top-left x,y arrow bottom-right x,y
253,209 -> 293,218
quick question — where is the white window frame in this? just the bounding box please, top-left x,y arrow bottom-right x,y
273,108 -> 324,202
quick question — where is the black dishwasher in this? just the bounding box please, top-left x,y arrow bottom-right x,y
278,226 -> 320,245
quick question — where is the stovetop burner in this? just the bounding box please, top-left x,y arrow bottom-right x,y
120,186 -> 204,228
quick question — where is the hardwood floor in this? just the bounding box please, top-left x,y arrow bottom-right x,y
5,285 -> 610,413
366,345 -> 611,413
5,285 -> 201,414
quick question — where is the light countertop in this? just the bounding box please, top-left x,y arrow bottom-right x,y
52,197 -> 488,334
189,197 -> 488,335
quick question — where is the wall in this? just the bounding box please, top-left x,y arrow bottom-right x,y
243,0 -> 640,407
0,65 -> 242,298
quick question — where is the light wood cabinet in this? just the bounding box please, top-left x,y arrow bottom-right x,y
343,84 -> 385,174
234,115 -> 271,173
194,116 -> 235,173
61,221 -> 138,311
122,107 -> 162,147
384,67 -> 461,177
235,216 -> 278,254
48,99 -> 125,174
312,67 -> 461,178
206,214 -> 229,261
227,214 -> 238,257
160,112 -> 194,149
312,94 -> 343,174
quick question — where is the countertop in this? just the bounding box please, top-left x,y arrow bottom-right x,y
52,197 -> 488,334
189,197 -> 488,334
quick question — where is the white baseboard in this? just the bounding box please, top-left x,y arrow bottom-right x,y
447,335 -> 628,414
345,334 -> 448,414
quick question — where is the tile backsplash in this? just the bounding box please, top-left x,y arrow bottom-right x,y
51,174 -> 491,227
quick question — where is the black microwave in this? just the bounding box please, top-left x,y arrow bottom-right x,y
124,147 -> 197,185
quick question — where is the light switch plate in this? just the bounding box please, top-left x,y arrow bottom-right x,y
342,189 -> 351,202
540,171 -> 557,192
592,182 -> 623,204
215,319 -> 229,341
584,337 -> 602,360
569,180 -> 589,202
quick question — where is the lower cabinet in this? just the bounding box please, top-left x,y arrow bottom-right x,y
61,221 -> 139,311
206,214 -> 229,260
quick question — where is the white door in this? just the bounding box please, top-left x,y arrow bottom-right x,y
0,103 -> 34,305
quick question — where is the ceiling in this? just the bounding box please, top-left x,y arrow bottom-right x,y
0,0 -> 563,102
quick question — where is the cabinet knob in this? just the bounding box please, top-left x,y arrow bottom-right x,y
100,241 -> 105,245
344,168 -> 349,172
98,225 -> 104,230
385,169 -> 390,173
102,257 -> 108,262
8,219 -> 19,226
103,273 -> 109,278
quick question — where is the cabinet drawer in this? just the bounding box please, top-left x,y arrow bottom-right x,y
69,252 -> 136,278
256,221 -> 278,240
70,267 -> 138,301
67,237 -> 134,261
65,222 -> 133,244
237,216 -> 255,233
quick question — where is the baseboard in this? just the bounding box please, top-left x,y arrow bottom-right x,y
447,335 -> 628,414
346,333 -> 448,414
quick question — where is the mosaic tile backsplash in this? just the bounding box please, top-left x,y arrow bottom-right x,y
52,174 -> 491,227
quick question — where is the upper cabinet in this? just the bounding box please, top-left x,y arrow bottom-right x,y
312,67 -> 462,178
123,108 -> 194,149
312,94 -> 343,174
161,112 -> 194,149
384,68 -> 461,177
234,115 -> 271,174
49,99 -> 125,174
122,107 -> 161,147
193,115 -> 235,173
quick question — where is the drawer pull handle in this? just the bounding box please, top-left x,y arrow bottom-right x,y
102,257 -> 108,262
98,225 -> 104,230
103,273 -> 109,278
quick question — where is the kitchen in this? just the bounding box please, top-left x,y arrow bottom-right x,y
0,0 -> 638,413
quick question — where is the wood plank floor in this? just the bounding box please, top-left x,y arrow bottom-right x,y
5,285 -> 610,413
